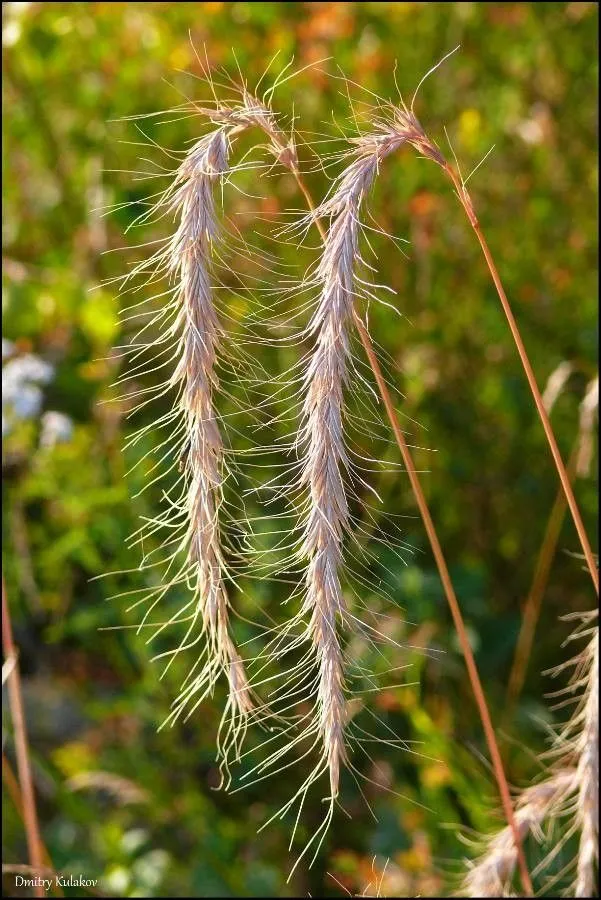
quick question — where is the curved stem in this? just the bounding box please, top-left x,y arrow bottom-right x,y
444,164 -> 598,596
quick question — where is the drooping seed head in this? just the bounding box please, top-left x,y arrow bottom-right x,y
165,126 -> 254,725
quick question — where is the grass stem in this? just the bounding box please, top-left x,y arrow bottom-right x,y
2,576 -> 45,899
443,164 -> 598,597
2,752 -> 62,896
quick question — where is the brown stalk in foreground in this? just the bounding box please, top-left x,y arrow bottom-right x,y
2,576 -> 45,899
284,152 -> 534,899
443,165 -> 598,597
2,753 -> 62,897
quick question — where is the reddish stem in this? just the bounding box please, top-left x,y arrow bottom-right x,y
444,164 -> 598,597
2,752 -> 63,897
2,576 -> 45,898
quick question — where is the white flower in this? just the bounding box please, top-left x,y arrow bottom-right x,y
3,354 -> 54,396
2,338 -> 15,361
10,383 -> 43,419
40,411 -> 73,448
2,351 -> 56,435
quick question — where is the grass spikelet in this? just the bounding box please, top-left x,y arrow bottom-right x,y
574,626 -> 598,896
108,119 -> 264,777
559,613 -> 599,897
236,108 -> 446,869
461,771 -> 576,898
291,108 -> 438,797
296,192 -> 356,806
461,610 -> 598,897
288,124 -> 410,811
574,630 -> 598,896
110,67 -> 330,786
160,125 -> 256,749
168,127 -> 252,703
195,87 -> 298,171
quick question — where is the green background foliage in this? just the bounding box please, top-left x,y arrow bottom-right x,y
2,2 -> 598,897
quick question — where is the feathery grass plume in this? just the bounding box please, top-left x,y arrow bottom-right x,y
299,110 -> 437,760
553,612 -> 599,897
301,106 -> 444,782
291,111 -> 439,799
574,627 -> 598,896
461,770 -> 577,898
163,126 -> 254,730
461,610 -> 598,897
225,108 -> 448,874
108,118 -> 267,778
